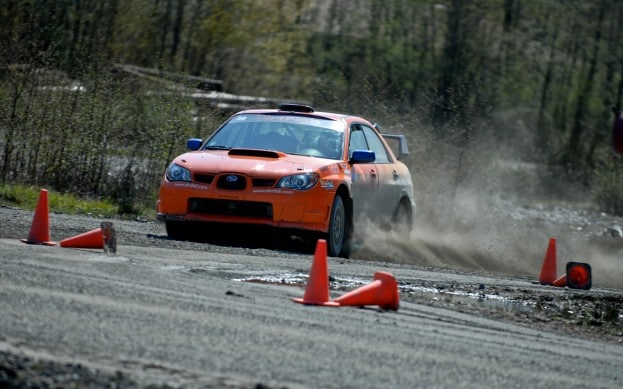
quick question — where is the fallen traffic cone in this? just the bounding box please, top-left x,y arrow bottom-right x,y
21,189 -> 56,246
538,237 -> 557,285
552,273 -> 567,287
293,239 -> 338,306
60,227 -> 104,249
566,262 -> 592,290
333,271 -> 400,311
551,262 -> 592,289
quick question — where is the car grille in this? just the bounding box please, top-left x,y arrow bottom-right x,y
188,198 -> 273,219
252,178 -> 276,187
194,173 -> 215,184
192,173 -> 275,189
216,174 -> 246,190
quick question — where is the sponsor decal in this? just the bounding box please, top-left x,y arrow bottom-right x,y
320,180 -> 334,189
171,182 -> 205,190
252,188 -> 295,195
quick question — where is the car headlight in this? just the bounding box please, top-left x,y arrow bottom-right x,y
276,173 -> 319,190
166,163 -> 191,182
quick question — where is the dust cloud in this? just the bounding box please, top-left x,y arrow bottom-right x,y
361,116 -> 623,289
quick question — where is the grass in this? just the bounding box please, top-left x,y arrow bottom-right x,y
0,184 -> 119,217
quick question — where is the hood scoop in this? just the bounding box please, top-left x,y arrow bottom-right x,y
229,148 -> 281,158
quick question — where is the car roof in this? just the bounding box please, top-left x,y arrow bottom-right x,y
234,105 -> 367,123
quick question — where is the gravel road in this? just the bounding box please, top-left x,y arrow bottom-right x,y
1,204 -> 622,387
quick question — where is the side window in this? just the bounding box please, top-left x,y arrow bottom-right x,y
361,125 -> 391,163
348,126 -> 368,157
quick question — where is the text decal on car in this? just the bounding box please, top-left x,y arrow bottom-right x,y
320,180 -> 334,189
251,189 -> 294,195
172,182 -> 205,189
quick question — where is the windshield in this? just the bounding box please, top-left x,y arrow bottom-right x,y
204,113 -> 345,159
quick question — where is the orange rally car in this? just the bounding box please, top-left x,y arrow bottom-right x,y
156,103 -> 415,257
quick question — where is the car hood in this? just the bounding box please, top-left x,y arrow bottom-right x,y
173,149 -> 339,176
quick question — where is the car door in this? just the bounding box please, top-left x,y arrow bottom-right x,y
349,125 -> 379,218
358,124 -> 399,223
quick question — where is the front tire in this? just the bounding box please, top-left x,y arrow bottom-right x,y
326,194 -> 353,258
165,220 -> 190,240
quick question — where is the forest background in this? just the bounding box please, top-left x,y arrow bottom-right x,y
1,0 -> 622,227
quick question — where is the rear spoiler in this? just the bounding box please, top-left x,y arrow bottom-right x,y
373,123 -> 410,161
382,134 -> 409,161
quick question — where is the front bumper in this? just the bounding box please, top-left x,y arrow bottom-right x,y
157,180 -> 336,232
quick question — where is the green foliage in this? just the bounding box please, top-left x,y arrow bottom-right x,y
1,0 -> 622,215
0,184 -> 118,217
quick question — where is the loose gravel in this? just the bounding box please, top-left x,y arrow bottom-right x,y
1,203 -> 622,387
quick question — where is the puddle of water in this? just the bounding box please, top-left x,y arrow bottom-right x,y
233,273 -> 622,323
232,273 -> 529,310
232,273 -> 309,286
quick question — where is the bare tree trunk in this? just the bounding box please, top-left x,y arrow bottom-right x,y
566,2 -> 604,169
158,0 -> 173,67
182,0 -> 202,73
170,0 -> 184,62
536,11 -> 560,156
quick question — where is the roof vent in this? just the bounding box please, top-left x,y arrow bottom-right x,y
278,103 -> 315,113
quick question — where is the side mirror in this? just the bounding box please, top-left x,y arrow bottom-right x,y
186,138 -> 203,151
350,150 -> 375,164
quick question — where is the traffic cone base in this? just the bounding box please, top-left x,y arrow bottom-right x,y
566,262 -> 592,290
333,271 -> 400,311
20,238 -> 56,246
293,239 -> 338,306
60,227 -> 104,249
292,297 -> 339,306
538,237 -> 557,285
21,189 -> 56,245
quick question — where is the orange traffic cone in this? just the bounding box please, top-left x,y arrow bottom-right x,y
292,239 -> 338,306
60,227 -> 104,249
552,274 -> 567,287
566,262 -> 591,290
551,262 -> 592,289
21,189 -> 56,246
332,271 -> 400,311
538,237 -> 557,285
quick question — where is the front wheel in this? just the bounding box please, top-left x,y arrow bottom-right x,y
326,194 -> 352,258
165,220 -> 190,240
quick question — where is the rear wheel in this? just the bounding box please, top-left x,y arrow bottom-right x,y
392,202 -> 412,240
326,194 -> 352,258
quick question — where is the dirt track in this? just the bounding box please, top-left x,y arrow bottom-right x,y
1,204 -> 622,387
